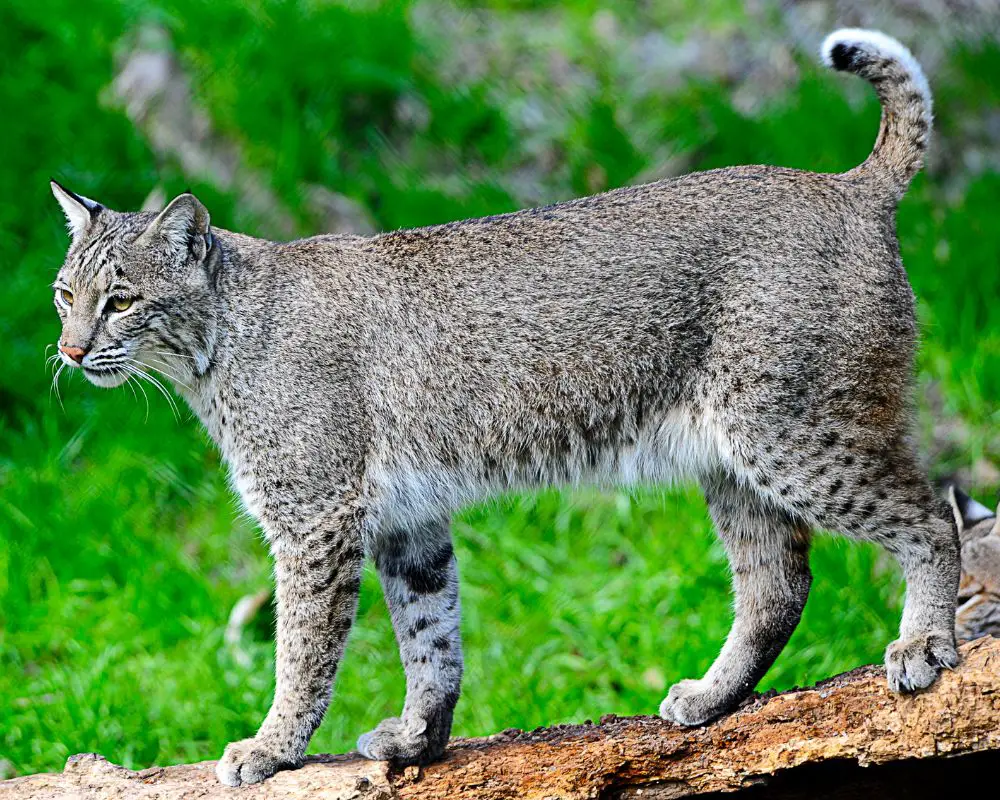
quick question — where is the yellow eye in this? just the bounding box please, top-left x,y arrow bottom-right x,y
111,296 -> 133,312
60,288 -> 74,306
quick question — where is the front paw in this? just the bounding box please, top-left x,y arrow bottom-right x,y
885,631 -> 959,693
215,737 -> 300,787
659,678 -> 729,726
358,716 -> 442,765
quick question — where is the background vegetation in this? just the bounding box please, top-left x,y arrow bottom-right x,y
2,0 -> 998,779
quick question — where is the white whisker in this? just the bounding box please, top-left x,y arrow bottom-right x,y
121,368 -> 136,401
122,362 -> 180,421
121,368 -> 150,423
151,349 -> 198,361
131,356 -> 194,394
120,367 -> 138,403
50,363 -> 66,411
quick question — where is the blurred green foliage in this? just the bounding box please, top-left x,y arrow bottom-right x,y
1,0 -> 998,778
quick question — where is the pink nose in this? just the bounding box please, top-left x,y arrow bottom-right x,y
59,344 -> 87,364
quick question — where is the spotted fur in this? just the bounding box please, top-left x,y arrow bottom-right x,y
49,28 -> 957,787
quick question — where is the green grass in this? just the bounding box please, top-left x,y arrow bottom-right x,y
2,0 -> 998,779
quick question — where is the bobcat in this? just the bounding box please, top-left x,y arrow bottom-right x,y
50,29 -> 958,786
949,487 -> 1000,643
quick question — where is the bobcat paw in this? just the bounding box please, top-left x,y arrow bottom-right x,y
659,678 -> 729,726
885,631 -> 959,693
358,716 -> 441,765
215,737 -> 299,787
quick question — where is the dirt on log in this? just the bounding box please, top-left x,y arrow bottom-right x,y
3,637 -> 999,800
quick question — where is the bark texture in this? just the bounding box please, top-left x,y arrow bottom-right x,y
3,637 -> 999,800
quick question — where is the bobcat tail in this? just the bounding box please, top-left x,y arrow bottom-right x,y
821,29 -> 932,199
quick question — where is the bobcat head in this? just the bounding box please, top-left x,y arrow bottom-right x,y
49,181 -> 218,393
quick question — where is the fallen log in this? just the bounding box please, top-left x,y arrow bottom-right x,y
3,637 -> 998,799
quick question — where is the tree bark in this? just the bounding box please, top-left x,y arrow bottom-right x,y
3,637 -> 999,800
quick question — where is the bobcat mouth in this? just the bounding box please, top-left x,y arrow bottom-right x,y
82,363 -> 129,388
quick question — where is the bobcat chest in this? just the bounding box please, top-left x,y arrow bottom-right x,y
195,389 -> 269,523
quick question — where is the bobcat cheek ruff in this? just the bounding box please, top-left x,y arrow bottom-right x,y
51,28 -> 957,788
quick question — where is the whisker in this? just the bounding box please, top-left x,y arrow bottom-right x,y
151,349 -> 198,361
123,365 -> 152,423
121,363 -> 169,420
50,363 -> 66,412
123,362 -> 180,421
144,372 -> 181,419
130,357 -> 194,394
120,367 -> 138,402
121,368 -> 150,423
148,365 -> 194,394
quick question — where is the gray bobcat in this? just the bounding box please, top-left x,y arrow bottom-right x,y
49,28 -> 959,786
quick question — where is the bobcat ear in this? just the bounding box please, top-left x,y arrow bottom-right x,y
50,180 -> 101,239
139,192 -> 212,260
948,485 -> 995,533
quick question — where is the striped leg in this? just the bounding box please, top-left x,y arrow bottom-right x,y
216,505 -> 364,787
358,519 -> 463,765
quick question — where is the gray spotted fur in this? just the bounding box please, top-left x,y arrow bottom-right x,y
49,29 -> 958,786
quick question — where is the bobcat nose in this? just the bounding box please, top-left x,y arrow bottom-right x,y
59,344 -> 87,364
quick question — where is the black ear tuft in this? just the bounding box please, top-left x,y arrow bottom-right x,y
948,484 -> 995,532
50,180 -> 102,238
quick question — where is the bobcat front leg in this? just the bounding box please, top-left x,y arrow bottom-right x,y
358,518 -> 463,764
216,502 -> 364,787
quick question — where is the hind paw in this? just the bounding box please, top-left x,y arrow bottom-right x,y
659,679 -> 731,726
358,716 -> 443,765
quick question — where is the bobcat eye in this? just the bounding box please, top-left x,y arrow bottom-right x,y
109,296 -> 134,313
59,288 -> 74,306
